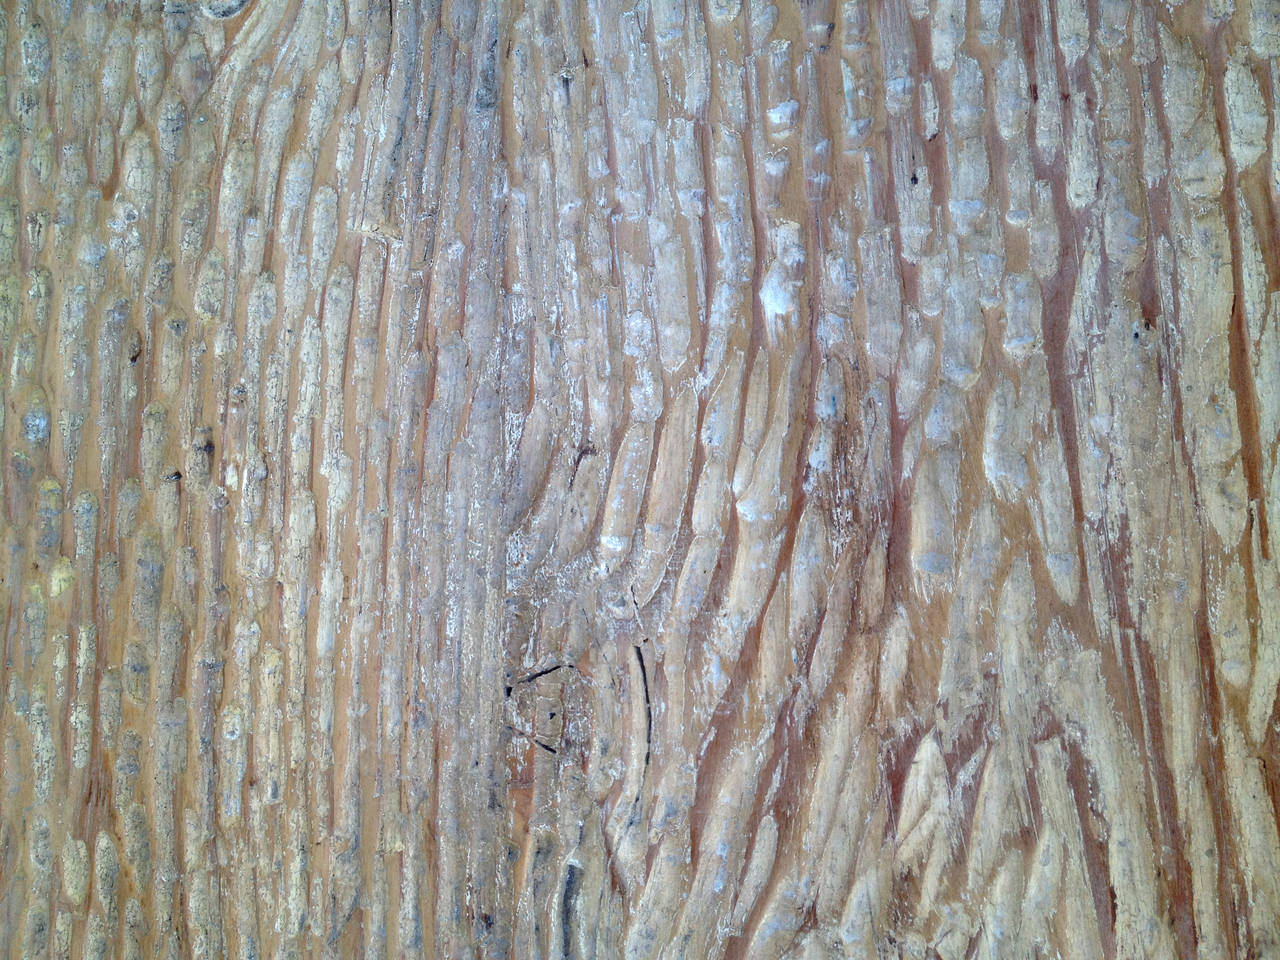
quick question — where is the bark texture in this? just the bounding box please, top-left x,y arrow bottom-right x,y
1,0 -> 1279,957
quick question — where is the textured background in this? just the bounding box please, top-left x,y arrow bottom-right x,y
0,0 -> 1278,957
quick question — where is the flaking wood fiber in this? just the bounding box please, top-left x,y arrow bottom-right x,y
0,0 -> 1278,957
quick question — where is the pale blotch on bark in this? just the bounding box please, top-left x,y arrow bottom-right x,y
0,1 -> 1278,958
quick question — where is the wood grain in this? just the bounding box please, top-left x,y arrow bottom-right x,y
0,0 -> 1278,957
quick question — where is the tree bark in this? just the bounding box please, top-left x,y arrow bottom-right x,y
1,0 -> 1278,957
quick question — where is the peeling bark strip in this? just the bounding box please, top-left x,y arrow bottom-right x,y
0,0 -> 1278,957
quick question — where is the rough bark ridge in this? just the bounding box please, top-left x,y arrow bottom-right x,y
1,0 -> 1278,957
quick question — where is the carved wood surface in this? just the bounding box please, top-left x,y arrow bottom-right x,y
1,0 -> 1278,957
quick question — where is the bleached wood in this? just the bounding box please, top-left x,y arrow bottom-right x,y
0,1 -> 1277,957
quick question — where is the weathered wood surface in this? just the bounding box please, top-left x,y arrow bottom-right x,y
1,0 -> 1278,957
